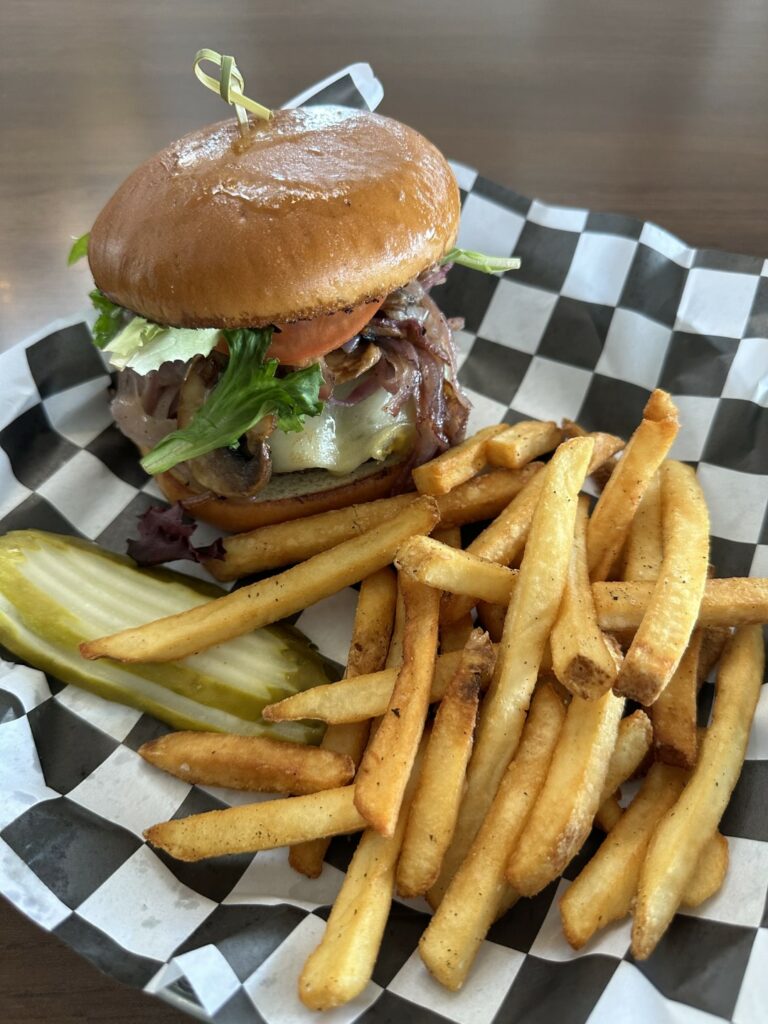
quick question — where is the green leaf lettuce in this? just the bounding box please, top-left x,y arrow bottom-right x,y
140,328 -> 324,475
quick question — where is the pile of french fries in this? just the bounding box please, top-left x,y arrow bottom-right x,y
82,390 -> 767,1008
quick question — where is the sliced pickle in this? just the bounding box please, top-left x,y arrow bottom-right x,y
0,531 -> 334,742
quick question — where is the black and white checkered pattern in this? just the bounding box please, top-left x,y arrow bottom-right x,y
2,69 -> 768,1024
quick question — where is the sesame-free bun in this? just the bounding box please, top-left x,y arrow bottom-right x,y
155,458 -> 410,532
88,107 -> 460,329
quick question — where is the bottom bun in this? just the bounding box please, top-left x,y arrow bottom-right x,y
154,458 -> 412,532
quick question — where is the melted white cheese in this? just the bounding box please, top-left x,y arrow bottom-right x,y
270,388 -> 415,475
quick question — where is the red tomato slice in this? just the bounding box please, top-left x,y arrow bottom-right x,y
266,301 -> 384,365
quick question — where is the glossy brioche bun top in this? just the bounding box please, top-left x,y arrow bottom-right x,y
88,106 -> 460,329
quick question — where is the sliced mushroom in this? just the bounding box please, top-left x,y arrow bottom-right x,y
184,441 -> 272,498
323,340 -> 382,384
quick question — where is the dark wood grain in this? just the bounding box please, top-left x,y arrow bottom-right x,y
2,0 -> 768,1019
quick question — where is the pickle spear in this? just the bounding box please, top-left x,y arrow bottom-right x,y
0,530 -> 333,742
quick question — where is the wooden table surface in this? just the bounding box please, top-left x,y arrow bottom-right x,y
2,0 -> 768,1019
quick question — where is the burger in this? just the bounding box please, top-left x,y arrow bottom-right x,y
73,104 -> 512,535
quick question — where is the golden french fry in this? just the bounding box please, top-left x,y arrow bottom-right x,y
682,831 -> 729,908
299,740 -> 426,1010
562,421 -> 625,490
485,420 -> 563,470
616,461 -> 710,705
81,498 -> 439,663
594,709 -> 653,831
208,468 -> 542,581
561,762 -> 688,949
396,630 -> 494,898
431,437 -> 593,903
431,525 -> 463,548
587,390 -> 679,582
435,464 -> 544,524
344,567 -> 399,680
476,600 -> 507,643
595,578 -> 768,631
506,688 -> 626,896
355,578 -> 441,836
290,567 -> 397,878
632,625 -> 764,960
207,495 -> 415,580
413,425 -> 507,496
440,469 -> 545,624
698,626 -> 730,683
622,472 -> 663,581
397,536 -> 519,606
139,732 -> 354,795
420,684 -> 565,990
385,579 -> 407,669
440,612 -> 475,654
262,647 -> 486,725
144,785 -> 366,862
551,497 -> 621,699
650,632 -> 703,769
433,527 -> 475,653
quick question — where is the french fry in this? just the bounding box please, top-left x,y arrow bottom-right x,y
299,739 -> 426,1010
682,831 -> 729,908
139,732 -> 355,795
420,684 -> 565,990
413,425 -> 507,496
615,461 -> 710,705
81,498 -> 439,663
431,525 -> 463,550
397,536 -> 518,607
476,600 -> 506,643
144,785 -> 366,861
290,567 -> 397,878
207,495 -> 415,580
486,420 -> 563,469
594,709 -> 653,831
263,648 -> 486,725
435,464 -> 544,524
698,626 -> 730,683
442,435 -> 626,624
385,578 -> 407,669
431,437 -> 593,903
506,688 -> 626,896
208,467 -> 542,580
587,390 -> 679,581
355,578 -> 441,836
562,421 -> 624,490
650,632 -> 703,769
396,630 -> 494,898
632,625 -> 764,959
433,527 -> 475,653
622,472 -> 663,581
594,578 -> 768,631
561,762 -> 688,949
345,568 -> 399,680
440,469 -> 545,624
551,497 -> 621,699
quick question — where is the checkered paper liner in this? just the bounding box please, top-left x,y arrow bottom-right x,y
1,67 -> 767,1024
